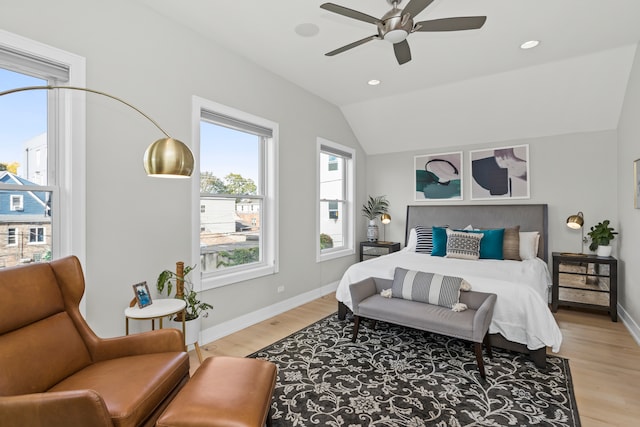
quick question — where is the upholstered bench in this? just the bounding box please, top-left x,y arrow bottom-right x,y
350,275 -> 497,378
157,356 -> 277,427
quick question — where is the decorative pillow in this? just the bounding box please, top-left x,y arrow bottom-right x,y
445,229 -> 483,260
414,225 -> 433,254
502,226 -> 521,261
406,228 -> 417,251
464,228 -> 505,260
430,226 -> 448,257
519,231 -> 540,260
391,267 -> 463,309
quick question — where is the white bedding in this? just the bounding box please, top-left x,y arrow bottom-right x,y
336,250 -> 563,352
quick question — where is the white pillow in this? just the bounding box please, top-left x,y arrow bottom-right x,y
405,228 -> 417,251
519,231 -> 540,260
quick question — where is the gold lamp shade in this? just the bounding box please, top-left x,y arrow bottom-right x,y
144,138 -> 194,178
566,211 -> 584,229
381,213 -> 391,224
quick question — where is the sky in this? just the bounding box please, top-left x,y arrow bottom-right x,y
1,67 -> 258,184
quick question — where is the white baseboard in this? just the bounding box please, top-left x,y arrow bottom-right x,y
618,303 -> 640,346
199,281 -> 339,347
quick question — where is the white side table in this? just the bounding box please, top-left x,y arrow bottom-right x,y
124,299 -> 187,345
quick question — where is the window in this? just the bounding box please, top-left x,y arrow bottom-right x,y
193,97 -> 278,289
9,195 -> 23,211
29,226 -> 45,244
317,138 -> 355,261
7,228 -> 16,245
0,30 -> 85,268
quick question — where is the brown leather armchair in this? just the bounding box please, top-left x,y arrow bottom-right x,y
0,256 -> 190,427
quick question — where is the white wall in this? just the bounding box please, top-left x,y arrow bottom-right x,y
0,0 -> 366,337
366,131 -> 618,259
617,43 -> 640,340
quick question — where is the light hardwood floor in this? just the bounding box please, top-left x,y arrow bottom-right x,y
189,293 -> 640,427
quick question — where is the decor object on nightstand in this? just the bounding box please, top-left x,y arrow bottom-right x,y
380,213 -> 391,242
566,211 -> 587,253
362,195 -> 389,242
0,85 -> 194,177
157,262 -> 212,361
587,220 -> 617,257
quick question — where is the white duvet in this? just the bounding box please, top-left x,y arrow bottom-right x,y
336,250 -> 563,352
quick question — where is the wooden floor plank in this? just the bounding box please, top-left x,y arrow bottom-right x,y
189,294 -> 640,427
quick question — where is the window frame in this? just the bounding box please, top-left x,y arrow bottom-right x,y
317,137 -> 355,262
192,96 -> 278,290
28,226 -> 45,244
7,227 -> 16,246
0,30 -> 86,271
9,194 -> 23,211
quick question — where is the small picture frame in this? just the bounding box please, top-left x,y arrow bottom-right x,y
132,281 -> 153,308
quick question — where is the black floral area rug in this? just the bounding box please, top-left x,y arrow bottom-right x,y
248,313 -> 580,427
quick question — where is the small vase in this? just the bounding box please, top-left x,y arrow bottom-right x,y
172,316 -> 201,346
596,245 -> 612,257
367,220 -> 378,242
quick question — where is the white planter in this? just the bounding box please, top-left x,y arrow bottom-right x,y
172,316 -> 201,346
596,245 -> 612,257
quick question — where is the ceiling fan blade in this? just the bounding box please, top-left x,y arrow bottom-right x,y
325,35 -> 379,56
393,40 -> 412,65
402,0 -> 435,19
320,3 -> 380,25
414,16 -> 487,32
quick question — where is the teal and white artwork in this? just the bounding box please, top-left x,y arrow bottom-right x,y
414,152 -> 463,201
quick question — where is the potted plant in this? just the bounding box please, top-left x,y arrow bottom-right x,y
587,220 -> 618,256
361,195 -> 389,242
156,262 -> 213,345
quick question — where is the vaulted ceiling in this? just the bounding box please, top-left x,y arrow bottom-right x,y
136,0 -> 640,154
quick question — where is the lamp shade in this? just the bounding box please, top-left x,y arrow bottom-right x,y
381,213 -> 391,224
144,138 -> 194,178
566,212 -> 584,229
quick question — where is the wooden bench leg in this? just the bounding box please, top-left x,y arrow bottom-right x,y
484,334 -> 493,359
352,315 -> 360,342
474,342 -> 486,379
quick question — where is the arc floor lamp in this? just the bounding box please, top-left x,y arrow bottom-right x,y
0,85 -> 194,178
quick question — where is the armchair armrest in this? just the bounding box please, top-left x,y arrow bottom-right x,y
90,328 -> 185,362
0,390 -> 113,427
349,277 -> 378,314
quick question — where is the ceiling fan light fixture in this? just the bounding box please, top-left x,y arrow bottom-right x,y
384,29 -> 408,43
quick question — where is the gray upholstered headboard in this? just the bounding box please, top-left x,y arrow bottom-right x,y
405,204 -> 548,261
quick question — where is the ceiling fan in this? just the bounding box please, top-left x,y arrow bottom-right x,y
320,0 -> 487,65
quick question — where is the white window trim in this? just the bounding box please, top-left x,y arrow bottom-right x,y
28,226 -> 46,244
9,195 -> 23,211
317,137 -> 355,262
7,227 -> 17,246
0,30 -> 86,268
191,96 -> 279,291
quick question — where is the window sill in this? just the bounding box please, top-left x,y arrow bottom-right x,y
317,247 -> 355,263
201,263 -> 277,290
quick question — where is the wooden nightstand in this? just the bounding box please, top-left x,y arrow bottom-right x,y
551,252 -> 617,322
359,241 -> 401,262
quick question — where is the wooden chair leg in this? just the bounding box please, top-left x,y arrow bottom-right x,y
370,319 -> 377,330
483,334 -> 493,359
474,342 -> 486,379
352,315 -> 360,342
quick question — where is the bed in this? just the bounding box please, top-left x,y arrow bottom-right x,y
336,204 -> 563,367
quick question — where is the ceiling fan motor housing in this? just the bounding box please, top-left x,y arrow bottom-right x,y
378,7 -> 414,43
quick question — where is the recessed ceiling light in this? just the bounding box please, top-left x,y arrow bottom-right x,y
294,23 -> 320,37
520,40 -> 540,50
368,79 -> 381,86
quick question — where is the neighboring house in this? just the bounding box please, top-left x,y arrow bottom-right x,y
0,172 -> 51,268
21,133 -> 47,185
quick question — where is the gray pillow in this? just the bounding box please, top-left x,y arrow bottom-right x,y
391,267 -> 463,309
445,229 -> 483,260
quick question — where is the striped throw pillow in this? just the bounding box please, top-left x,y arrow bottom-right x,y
391,267 -> 463,309
414,225 -> 433,253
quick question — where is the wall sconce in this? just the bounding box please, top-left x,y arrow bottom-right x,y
566,211 -> 587,253
380,213 -> 391,243
0,85 -> 194,178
